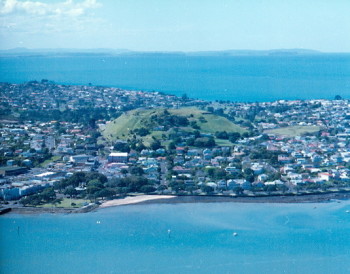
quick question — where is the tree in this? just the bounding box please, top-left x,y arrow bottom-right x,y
215,131 -> 229,139
51,198 -> 63,207
150,139 -> 161,150
134,127 -> 150,136
228,132 -> 241,143
140,185 -> 156,193
233,186 -> 244,195
157,184 -> 168,194
95,188 -> 116,199
114,142 -> 130,152
20,196 -> 32,206
129,166 -> 144,176
86,179 -> 103,195
265,185 -> 277,194
201,185 -> 214,194
40,187 -> 56,202
87,173 -> 108,184
168,142 -> 176,150
64,186 -> 78,198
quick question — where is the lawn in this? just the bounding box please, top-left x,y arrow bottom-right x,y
39,155 -> 61,167
265,125 -> 321,137
40,198 -> 90,208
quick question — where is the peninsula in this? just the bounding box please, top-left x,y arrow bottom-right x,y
0,81 -> 349,213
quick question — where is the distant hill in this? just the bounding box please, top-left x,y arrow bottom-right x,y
186,49 -> 323,56
2,48 -> 345,57
101,107 -> 246,146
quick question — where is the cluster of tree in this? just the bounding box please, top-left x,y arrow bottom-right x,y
53,172 -> 159,200
0,148 -> 52,167
108,176 -> 155,194
149,111 -> 189,129
54,172 -> 107,191
19,107 -> 120,127
20,187 -> 61,206
206,168 -> 227,180
215,131 -> 241,143
185,136 -> 216,147
85,179 -> 116,200
250,148 -> 279,165
132,127 -> 150,137
113,141 -> 131,152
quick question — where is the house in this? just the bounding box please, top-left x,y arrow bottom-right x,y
0,185 -> 20,200
225,166 -> 240,175
0,166 -> 27,177
251,163 -> 264,175
228,179 -> 251,190
318,172 -> 332,181
217,180 -> 227,189
173,166 -> 191,174
108,152 -> 128,163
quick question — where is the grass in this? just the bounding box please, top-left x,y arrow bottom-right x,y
39,155 -> 61,167
102,107 -> 246,144
215,139 -> 233,146
265,125 -> 320,137
40,198 -> 90,208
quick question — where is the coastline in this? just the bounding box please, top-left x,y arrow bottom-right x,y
4,192 -> 350,215
109,192 -> 350,207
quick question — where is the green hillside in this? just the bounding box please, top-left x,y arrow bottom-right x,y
102,107 -> 246,145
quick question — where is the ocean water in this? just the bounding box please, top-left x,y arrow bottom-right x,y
1,201 -> 350,274
1,54 -> 350,102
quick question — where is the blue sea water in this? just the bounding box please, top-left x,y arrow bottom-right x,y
1,54 -> 350,102
1,201 -> 350,274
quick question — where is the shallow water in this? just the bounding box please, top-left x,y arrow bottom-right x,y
1,201 -> 350,274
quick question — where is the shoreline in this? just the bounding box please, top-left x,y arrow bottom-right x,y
109,192 -> 350,207
3,192 -> 350,215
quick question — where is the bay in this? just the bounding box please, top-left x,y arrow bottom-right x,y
1,54 -> 350,102
1,201 -> 350,274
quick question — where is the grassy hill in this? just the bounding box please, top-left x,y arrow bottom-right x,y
102,107 -> 246,145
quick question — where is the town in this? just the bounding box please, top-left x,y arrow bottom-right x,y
1,80 -> 350,210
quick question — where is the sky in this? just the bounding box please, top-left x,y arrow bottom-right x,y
0,0 -> 350,52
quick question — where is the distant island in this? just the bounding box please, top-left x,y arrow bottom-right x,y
0,80 -> 349,213
0,47 -> 342,58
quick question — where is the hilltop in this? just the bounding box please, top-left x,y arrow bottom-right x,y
101,107 -> 246,146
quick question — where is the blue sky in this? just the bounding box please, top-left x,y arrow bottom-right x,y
1,0 -> 349,52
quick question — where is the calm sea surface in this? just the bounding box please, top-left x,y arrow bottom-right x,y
1,201 -> 350,274
1,54 -> 350,102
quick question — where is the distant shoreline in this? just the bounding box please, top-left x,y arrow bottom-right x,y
4,192 -> 350,215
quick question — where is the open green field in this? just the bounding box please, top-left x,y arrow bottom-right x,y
39,198 -> 90,208
102,107 -> 246,144
39,155 -> 61,167
265,125 -> 320,137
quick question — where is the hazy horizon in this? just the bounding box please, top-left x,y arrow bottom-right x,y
1,0 -> 350,52
2,47 -> 349,55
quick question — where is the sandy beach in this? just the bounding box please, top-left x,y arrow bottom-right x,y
4,192 -> 350,215
99,195 -> 177,208
99,192 -> 350,208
